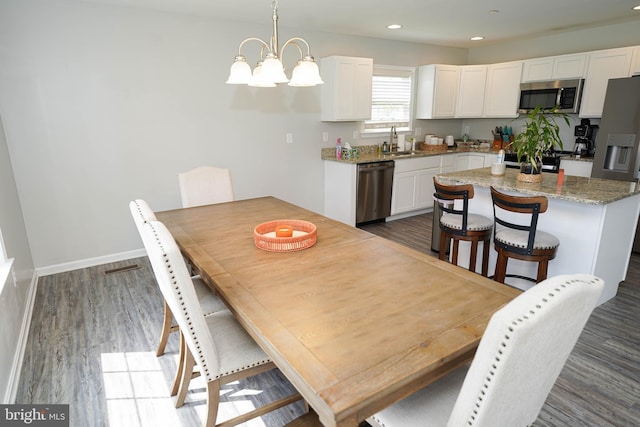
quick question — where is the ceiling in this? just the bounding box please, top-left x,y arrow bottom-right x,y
79,0 -> 640,48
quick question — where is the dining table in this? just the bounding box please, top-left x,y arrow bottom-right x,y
156,196 -> 521,427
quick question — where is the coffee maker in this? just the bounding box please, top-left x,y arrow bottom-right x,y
574,118 -> 599,157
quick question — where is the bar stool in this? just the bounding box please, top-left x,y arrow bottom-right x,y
433,179 -> 493,276
490,186 -> 560,284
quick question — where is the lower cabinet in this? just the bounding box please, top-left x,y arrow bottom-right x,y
560,159 -> 593,177
391,156 -> 440,215
324,151 -> 499,225
455,152 -> 496,171
324,161 -> 357,226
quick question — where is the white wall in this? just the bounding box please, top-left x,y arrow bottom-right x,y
0,113 -> 36,402
0,0 -> 467,272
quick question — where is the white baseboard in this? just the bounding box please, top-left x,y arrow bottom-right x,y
386,207 -> 431,222
6,249 -> 148,402
36,249 -> 147,277
4,270 -> 37,404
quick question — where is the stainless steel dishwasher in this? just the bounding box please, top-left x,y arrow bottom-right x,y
356,160 -> 394,224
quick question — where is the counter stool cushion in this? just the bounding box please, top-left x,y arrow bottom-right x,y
495,229 -> 560,251
441,213 -> 493,232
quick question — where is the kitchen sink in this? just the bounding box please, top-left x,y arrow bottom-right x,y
383,153 -> 415,159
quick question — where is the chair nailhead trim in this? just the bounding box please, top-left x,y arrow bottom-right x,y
463,277 -> 601,425
148,221 -> 273,382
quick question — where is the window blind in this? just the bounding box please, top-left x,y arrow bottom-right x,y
364,67 -> 413,131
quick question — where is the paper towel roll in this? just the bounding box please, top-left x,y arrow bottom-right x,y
397,134 -> 405,152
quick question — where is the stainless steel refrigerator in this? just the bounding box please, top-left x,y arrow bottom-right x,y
591,76 -> 640,181
591,77 -> 640,252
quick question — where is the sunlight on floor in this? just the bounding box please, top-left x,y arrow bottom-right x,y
100,352 -> 268,427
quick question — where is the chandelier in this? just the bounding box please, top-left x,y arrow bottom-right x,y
225,0 -> 323,87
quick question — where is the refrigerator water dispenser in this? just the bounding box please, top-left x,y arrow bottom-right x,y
603,134 -> 636,172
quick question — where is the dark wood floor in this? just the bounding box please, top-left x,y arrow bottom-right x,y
16,212 -> 640,426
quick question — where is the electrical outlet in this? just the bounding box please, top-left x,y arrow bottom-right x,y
464,125 -> 470,135
353,130 -> 359,140
415,127 -> 422,137
286,133 -> 293,144
322,132 -> 329,142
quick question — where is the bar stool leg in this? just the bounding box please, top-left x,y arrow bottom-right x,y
451,240 -> 460,266
537,261 -> 549,282
468,239 -> 478,274
494,251 -> 508,283
481,238 -> 490,277
439,232 -> 449,261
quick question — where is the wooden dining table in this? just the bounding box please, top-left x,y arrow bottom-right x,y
156,196 -> 521,427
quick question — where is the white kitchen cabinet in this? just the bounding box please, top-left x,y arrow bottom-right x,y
455,153 -> 484,171
391,156 -> 440,215
320,56 -> 373,121
483,152 -> 499,167
483,61 -> 523,118
441,153 -> 456,173
521,53 -> 587,82
560,159 -> 593,177
416,64 -> 460,119
579,47 -> 634,118
521,57 -> 554,82
324,161 -> 357,226
455,65 -> 487,118
632,46 -> 640,76
553,53 -> 587,80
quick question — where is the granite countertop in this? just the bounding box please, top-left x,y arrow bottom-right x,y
435,167 -> 640,205
321,145 -> 499,164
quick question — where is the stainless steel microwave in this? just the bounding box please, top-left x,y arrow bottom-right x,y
518,79 -> 584,114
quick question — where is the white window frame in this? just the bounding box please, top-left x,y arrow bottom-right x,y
361,64 -> 415,137
0,228 -> 6,263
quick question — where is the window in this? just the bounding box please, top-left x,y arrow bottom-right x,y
362,65 -> 414,134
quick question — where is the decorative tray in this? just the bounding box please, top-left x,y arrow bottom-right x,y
418,142 -> 448,152
254,219 -> 317,252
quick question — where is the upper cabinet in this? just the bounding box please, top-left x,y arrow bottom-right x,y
521,53 -> 587,82
632,46 -> 640,76
579,47 -> 634,118
553,54 -> 588,80
321,56 -> 373,122
416,65 -> 460,119
455,65 -> 487,118
483,61 -> 523,118
417,62 -> 522,119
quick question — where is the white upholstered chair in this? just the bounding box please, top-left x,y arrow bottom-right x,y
178,166 -> 234,208
140,219 -> 301,427
368,274 -> 604,427
130,199 -> 229,399
129,199 -> 227,358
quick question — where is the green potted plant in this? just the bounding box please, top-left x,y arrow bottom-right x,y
512,105 -> 570,182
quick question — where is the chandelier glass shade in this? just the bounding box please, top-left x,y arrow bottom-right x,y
226,1 -> 323,87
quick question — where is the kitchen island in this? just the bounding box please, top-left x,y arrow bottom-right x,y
435,167 -> 640,305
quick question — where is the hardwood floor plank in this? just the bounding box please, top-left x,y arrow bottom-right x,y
15,212 -> 640,426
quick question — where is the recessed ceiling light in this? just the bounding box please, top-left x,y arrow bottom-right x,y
387,24 -> 402,30
488,9 -> 500,14
633,5 -> 640,10
470,36 -> 485,41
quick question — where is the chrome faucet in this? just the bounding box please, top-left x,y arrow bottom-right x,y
390,126 -> 398,153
